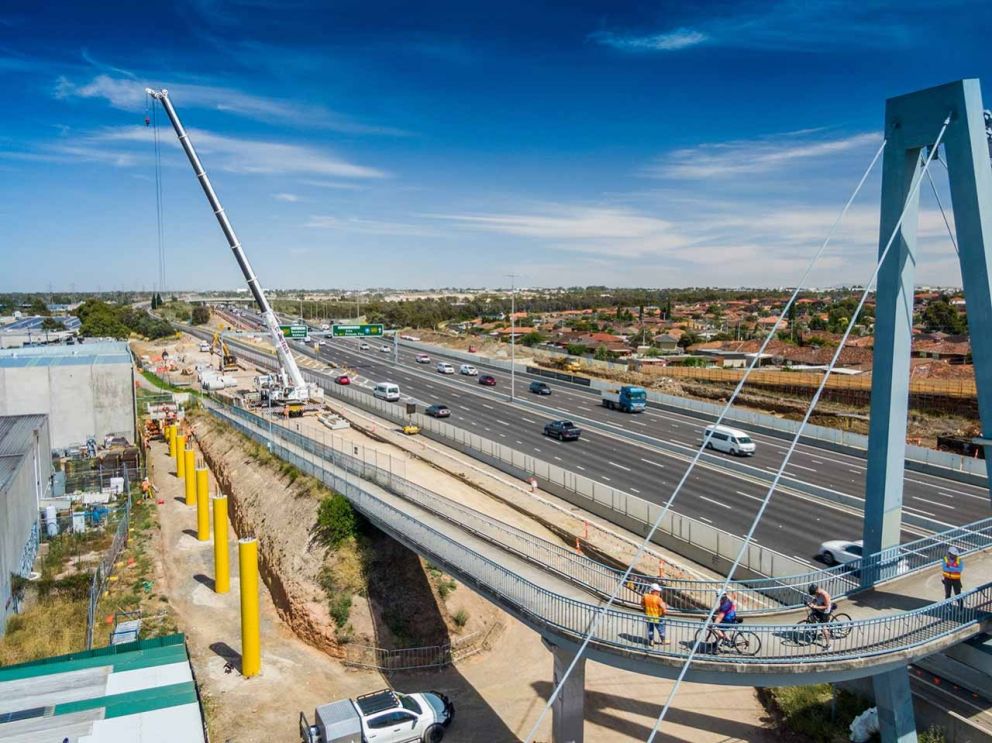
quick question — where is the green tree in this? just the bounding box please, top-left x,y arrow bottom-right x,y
41,317 -> 62,331
922,296 -> 967,334
594,345 -> 610,361
519,331 -> 546,347
27,297 -> 50,316
191,306 -> 210,325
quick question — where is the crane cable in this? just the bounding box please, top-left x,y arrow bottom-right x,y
522,136 -> 887,743
644,113 -> 952,743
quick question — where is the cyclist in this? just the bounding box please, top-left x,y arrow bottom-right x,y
807,584 -> 834,650
711,592 -> 738,646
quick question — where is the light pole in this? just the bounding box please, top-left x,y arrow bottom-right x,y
507,274 -> 518,401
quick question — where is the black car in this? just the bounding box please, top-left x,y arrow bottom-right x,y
544,420 -> 582,441
529,381 -> 551,395
425,404 -> 451,418
478,374 -> 497,386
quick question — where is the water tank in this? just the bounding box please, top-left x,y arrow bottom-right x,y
45,505 -> 58,537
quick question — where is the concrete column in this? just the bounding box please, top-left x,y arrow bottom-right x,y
544,639 -> 585,743
875,667 -> 918,743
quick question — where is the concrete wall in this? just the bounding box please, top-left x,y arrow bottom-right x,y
0,363 -> 134,450
0,416 -> 51,633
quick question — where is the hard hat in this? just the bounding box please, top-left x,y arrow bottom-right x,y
947,546 -> 960,557
650,583 -> 662,592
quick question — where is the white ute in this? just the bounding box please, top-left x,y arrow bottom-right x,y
458,364 -> 478,376
300,688 -> 454,743
436,362 -> 455,374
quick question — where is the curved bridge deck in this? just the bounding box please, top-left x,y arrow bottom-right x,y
207,400 -> 992,686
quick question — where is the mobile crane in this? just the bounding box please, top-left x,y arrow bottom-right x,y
147,89 -> 320,411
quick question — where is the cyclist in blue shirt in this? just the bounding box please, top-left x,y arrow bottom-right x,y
712,593 -> 738,645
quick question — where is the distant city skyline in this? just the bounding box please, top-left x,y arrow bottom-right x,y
2,1 -> 990,291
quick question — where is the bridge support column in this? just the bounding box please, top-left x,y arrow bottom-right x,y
543,638 -> 586,743
874,668 -> 918,743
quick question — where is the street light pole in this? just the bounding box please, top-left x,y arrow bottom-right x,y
507,274 -> 518,401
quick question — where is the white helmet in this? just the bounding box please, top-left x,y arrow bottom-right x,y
650,583 -> 662,592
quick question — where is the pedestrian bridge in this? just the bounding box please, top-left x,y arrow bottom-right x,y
204,399 -> 992,687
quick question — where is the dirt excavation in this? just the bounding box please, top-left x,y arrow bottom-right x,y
188,411 -> 500,659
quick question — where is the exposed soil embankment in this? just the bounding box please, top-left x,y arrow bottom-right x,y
190,413 -> 498,659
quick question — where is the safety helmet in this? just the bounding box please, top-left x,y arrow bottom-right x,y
947,546 -> 960,557
808,584 -> 818,595
650,583 -> 662,592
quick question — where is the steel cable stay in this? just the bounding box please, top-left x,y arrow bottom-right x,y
644,114 -> 952,743
522,138 -> 888,743
927,160 -> 959,256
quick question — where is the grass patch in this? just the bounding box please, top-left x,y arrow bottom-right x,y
139,368 -> 199,395
760,684 -> 870,743
318,537 -> 367,629
452,609 -> 469,629
0,598 -> 89,664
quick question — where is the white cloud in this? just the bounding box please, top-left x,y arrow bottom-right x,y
54,74 -> 408,135
589,28 -> 708,52
272,192 -> 300,202
645,132 -> 880,180
305,215 -> 440,237
97,125 -> 386,179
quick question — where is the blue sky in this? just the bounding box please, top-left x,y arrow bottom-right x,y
1,0 -> 990,291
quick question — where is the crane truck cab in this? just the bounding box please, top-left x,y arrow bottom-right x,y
300,688 -> 454,743
600,385 -> 647,413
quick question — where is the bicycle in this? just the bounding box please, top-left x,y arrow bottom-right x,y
792,602 -> 852,645
693,617 -> 761,657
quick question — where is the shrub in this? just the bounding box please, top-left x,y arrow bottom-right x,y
191,306 -> 210,325
452,609 -> 469,628
919,727 -> 947,743
315,494 -> 358,548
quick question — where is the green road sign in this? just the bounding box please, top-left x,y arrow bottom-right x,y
332,324 -> 384,337
280,324 -> 309,339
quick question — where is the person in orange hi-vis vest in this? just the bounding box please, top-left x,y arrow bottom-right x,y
642,583 -> 668,646
942,546 -> 963,601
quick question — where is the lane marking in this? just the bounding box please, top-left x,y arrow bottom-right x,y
521,417 -> 537,424
912,496 -> 954,510
735,490 -> 765,503
496,419 -> 510,426
602,476 -> 611,482
810,458 -> 825,465
576,465 -> 585,471
640,458 -> 665,469
608,461 -> 632,471
554,456 -> 562,461
699,516 -> 713,524
788,463 -> 818,473
904,506 -> 936,517
700,495 -> 731,510
482,403 -> 494,410
630,487 -> 641,493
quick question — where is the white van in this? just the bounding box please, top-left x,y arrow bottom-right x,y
373,382 -> 400,402
702,424 -> 756,456
436,362 -> 455,374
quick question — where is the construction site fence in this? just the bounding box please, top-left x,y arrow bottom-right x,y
208,398 -> 992,617
341,625 -> 500,672
85,494 -> 132,650
201,403 -> 992,667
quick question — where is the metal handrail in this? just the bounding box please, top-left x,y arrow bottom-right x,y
210,397 -> 992,615
208,404 -> 992,666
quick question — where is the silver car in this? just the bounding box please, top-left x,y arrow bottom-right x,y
818,539 -> 863,566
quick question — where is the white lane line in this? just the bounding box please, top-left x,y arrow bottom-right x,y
848,468 -> 863,474
630,487 -> 641,493
452,393 -> 461,398
912,496 -> 954,510
699,516 -> 713,524
534,447 -> 542,453
700,495 -> 731,510
554,456 -> 562,461
608,461 -> 632,471
640,458 -> 665,469
521,417 -> 536,424
937,490 -> 989,501
735,490 -> 765,503
904,506 -> 936,517
792,555 -> 812,564
905,477 -> 939,487
516,440 -> 523,445
810,458 -> 825,465
602,475 -> 611,482
788,463 -> 818,473
499,433 -> 507,438
482,403 -> 494,410
630,421 -> 648,427
484,427 -> 491,432
576,465 -> 585,471
496,419 -> 510,426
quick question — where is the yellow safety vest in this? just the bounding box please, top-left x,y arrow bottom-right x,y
942,556 -> 962,580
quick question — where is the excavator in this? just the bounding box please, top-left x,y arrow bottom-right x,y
211,331 -> 239,372
148,88 -> 322,417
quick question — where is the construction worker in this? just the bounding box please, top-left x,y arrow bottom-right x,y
140,477 -> 156,501
942,546 -> 963,600
642,583 -> 668,646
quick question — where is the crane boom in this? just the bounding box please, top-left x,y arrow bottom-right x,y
146,88 -> 308,399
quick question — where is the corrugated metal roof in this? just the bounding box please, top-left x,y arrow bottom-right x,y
0,414 -> 47,458
0,341 -> 131,368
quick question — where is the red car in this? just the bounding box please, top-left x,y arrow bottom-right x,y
478,374 -> 497,386
336,374 -> 351,385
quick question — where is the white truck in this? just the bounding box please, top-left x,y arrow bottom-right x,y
300,688 -> 454,743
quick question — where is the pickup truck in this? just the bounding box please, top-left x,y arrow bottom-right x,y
543,420 -> 582,441
301,688 -> 454,743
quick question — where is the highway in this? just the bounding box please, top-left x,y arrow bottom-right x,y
218,310 -> 990,561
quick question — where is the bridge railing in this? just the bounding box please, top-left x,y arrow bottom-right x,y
206,403 -> 992,665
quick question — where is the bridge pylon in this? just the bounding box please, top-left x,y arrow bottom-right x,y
865,78 -> 992,743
